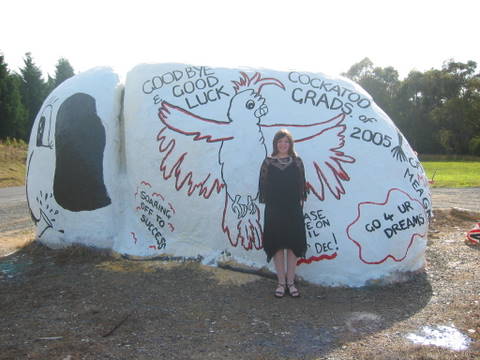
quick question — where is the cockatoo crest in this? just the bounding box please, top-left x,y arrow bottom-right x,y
232,72 -> 285,94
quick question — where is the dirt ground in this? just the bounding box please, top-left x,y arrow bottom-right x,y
1,208 -> 480,359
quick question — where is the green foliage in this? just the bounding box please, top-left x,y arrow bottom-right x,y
344,58 -> 400,121
345,58 -> 480,156
0,54 -> 28,139
0,52 -> 76,141
53,58 -> 74,87
19,52 -> 47,140
46,58 -> 75,93
469,136 -> 480,156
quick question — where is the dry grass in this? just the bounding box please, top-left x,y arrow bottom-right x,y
0,228 -> 35,257
353,344 -> 480,360
0,139 -> 27,188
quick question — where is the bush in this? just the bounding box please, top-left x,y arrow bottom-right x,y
469,136 -> 480,156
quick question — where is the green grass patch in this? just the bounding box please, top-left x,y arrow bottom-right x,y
422,161 -> 480,188
0,138 -> 28,188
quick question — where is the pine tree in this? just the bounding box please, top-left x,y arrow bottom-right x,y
46,74 -> 56,95
45,58 -> 75,94
53,58 -> 74,88
19,52 -> 46,139
0,54 -> 28,139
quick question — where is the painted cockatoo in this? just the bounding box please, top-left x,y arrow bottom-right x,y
156,72 -> 355,251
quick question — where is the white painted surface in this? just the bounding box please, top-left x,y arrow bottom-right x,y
27,64 -> 432,286
407,325 -> 472,351
26,68 -> 122,248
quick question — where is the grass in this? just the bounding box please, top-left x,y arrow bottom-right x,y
421,156 -> 480,188
0,138 -> 28,188
419,154 -> 480,162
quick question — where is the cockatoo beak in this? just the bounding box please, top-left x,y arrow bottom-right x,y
255,104 -> 268,119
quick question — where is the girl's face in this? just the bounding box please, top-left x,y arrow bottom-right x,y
277,136 -> 290,155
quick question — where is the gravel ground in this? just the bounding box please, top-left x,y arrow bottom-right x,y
431,187 -> 480,212
0,186 -> 30,235
0,187 -> 479,359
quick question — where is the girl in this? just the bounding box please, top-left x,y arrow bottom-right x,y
259,129 -> 307,297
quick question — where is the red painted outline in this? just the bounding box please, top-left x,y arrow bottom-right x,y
159,101 -> 234,143
151,192 -> 165,201
130,232 -> 138,244
221,193 -> 263,251
168,202 -> 176,214
157,127 -> 225,199
134,186 -> 139,198
260,112 -> 344,130
466,227 -> 480,245
262,112 -> 355,201
135,206 -> 141,211
141,181 -> 152,187
168,223 -> 175,232
231,72 -> 285,94
297,252 -> 337,265
149,245 -> 157,250
346,188 -> 427,264
417,173 -> 429,187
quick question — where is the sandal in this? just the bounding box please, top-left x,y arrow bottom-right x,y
287,282 -> 300,298
274,283 -> 286,298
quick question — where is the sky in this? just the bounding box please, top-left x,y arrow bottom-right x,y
2,0 -> 479,81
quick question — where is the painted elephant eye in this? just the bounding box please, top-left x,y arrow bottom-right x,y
245,100 -> 255,110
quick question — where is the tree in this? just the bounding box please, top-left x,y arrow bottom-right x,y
19,52 -> 47,140
430,60 -> 480,154
344,58 -> 480,155
344,58 -> 445,153
0,54 -> 28,139
46,74 -> 56,95
51,57 -> 74,90
343,57 -> 400,121
343,57 -> 374,83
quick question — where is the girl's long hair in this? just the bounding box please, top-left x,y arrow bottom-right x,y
271,129 -> 297,158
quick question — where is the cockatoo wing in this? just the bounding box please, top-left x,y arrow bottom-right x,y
156,101 -> 233,199
261,112 -> 355,201
159,101 -> 234,143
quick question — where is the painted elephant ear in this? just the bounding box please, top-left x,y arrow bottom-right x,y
53,93 -> 111,211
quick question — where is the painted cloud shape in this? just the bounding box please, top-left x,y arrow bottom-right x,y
347,188 -> 427,264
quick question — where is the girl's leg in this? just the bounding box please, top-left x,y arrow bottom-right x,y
273,249 -> 286,297
285,249 -> 298,284
273,249 -> 286,284
286,249 -> 300,297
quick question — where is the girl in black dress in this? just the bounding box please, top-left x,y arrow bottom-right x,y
258,129 -> 307,298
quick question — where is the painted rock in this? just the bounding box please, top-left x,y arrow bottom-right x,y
26,67 -> 122,248
27,63 -> 432,286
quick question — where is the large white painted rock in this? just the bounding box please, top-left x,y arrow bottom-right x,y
26,63 -> 432,286
26,67 -> 123,248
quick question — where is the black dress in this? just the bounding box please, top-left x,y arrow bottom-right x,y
258,156 -> 308,262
